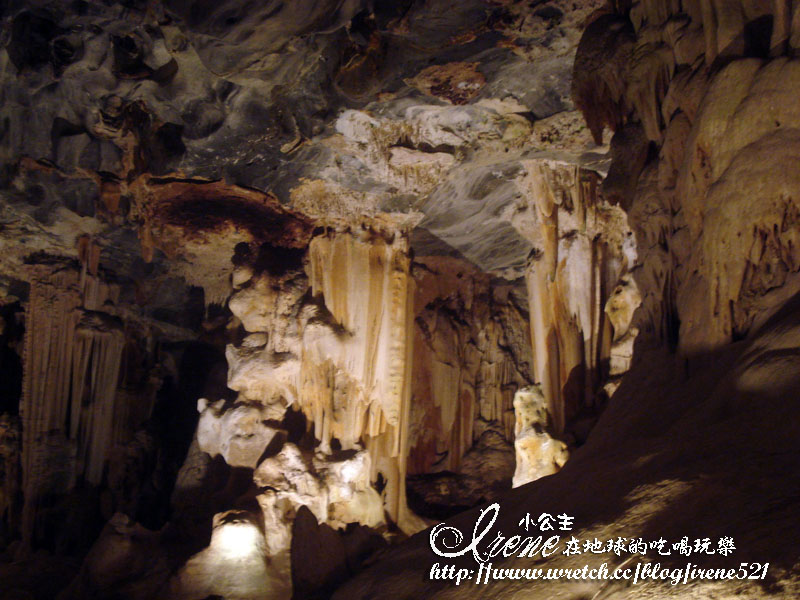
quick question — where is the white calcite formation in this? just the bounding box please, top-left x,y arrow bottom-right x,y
254,444 -> 383,549
174,225 -> 421,598
515,159 -> 636,433
4,1 -> 800,598
572,1 -> 800,364
605,273 -> 642,377
511,385 -> 568,488
196,399 -> 282,469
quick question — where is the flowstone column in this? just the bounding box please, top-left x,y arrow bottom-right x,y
171,224 -> 423,599
516,159 -> 635,434
20,263 -> 124,550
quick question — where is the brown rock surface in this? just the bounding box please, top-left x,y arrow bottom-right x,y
2,1 -> 800,599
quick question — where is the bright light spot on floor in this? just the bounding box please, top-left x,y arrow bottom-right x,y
213,521 -> 263,559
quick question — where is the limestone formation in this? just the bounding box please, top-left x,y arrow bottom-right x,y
20,264 -> 124,547
511,386 -> 569,488
516,159 -> 634,432
327,3 -> 800,598
254,444 -> 384,542
3,0 -> 800,599
196,399 -> 282,469
408,256 -> 533,476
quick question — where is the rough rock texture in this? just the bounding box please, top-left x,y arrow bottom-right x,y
220,227 -> 419,536
408,256 -> 533,476
255,443 -> 384,539
5,0 -> 800,599
0,414 -> 20,546
407,425 -> 515,520
196,399 -> 281,469
517,160 -> 634,432
290,505 -> 387,600
0,0 -> 606,302
579,2 -> 800,363
329,3 -> 800,599
511,385 -> 568,488
59,513 -> 170,600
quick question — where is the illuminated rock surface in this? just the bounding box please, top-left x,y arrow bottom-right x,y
1,0 -> 800,599
511,385 -> 568,488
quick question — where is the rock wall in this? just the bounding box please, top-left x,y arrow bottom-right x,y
573,1 -> 800,359
408,256 -> 533,476
11,1 -> 800,598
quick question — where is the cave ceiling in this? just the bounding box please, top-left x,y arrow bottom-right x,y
0,0 -> 608,316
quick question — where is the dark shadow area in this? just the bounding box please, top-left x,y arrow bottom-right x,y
331,289 -> 800,598
744,15 -> 774,59
0,301 -> 23,416
406,471 -> 492,521
129,341 -> 235,530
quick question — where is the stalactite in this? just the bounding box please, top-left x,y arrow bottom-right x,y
517,160 -> 632,433
72,312 -> 125,484
300,228 -> 419,532
20,264 -> 124,548
407,259 -> 533,476
225,226 -> 422,534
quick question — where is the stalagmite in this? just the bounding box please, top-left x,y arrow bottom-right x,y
6,0 -> 800,597
511,385 -> 568,488
605,273 -> 642,377
170,226 -> 424,597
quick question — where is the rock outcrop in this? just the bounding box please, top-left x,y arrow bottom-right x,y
3,0 -> 800,599
511,385 -> 568,488
327,3 -> 800,599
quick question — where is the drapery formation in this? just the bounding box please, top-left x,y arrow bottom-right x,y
20,264 -> 124,547
517,160 -> 634,433
224,225 -> 420,534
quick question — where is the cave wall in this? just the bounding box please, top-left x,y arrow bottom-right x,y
8,0 -> 800,598
572,0 -> 800,360
408,256 -> 533,476
331,3 -> 800,597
